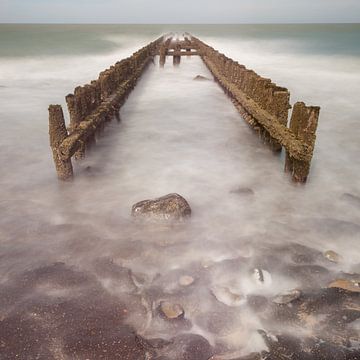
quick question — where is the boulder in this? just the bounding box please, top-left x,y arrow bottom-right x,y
131,193 -> 191,221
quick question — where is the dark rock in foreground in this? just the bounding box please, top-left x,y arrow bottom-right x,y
131,193 -> 191,221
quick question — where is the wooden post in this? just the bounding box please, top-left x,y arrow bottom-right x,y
159,44 -> 166,67
65,94 -> 77,131
49,105 -> 73,181
173,54 -> 181,65
285,102 -> 320,182
173,40 -> 181,66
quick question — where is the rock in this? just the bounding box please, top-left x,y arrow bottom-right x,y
341,193 -> 360,208
324,250 -> 342,263
252,268 -> 272,286
193,75 -> 211,81
253,268 -> 264,283
159,301 -> 185,319
179,275 -> 194,286
328,279 -> 360,293
230,187 -> 254,196
131,193 -> 191,221
273,289 -> 301,305
211,286 -> 244,307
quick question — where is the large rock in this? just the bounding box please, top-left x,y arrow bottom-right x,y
131,193 -> 191,221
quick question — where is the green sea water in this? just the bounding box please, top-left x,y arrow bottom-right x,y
0,23 -> 359,57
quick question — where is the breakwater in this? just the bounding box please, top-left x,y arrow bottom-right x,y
49,34 -> 320,182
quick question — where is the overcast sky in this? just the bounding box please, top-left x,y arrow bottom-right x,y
1,0 -> 359,24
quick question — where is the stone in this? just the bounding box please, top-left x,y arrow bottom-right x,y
131,193 -> 191,221
179,275 -> 194,286
230,187 -> 254,196
341,193 -> 360,208
193,75 -> 211,81
273,289 -> 301,305
324,250 -> 342,263
253,268 -> 264,283
211,286 -> 244,307
252,268 -> 272,286
159,301 -> 185,319
328,279 -> 360,293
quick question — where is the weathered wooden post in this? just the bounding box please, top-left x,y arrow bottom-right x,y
159,44 -> 166,67
173,40 -> 181,66
173,54 -> 181,65
49,105 -> 73,181
285,102 -> 320,182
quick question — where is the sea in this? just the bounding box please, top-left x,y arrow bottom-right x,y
0,24 -> 359,358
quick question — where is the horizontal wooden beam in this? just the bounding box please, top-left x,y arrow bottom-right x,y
166,51 -> 200,56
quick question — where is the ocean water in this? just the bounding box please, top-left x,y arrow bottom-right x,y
0,24 -> 360,358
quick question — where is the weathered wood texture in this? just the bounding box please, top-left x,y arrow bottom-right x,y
48,105 -> 73,181
191,36 -> 320,182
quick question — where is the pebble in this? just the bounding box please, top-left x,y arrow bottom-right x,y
211,286 -> 244,307
179,275 -> 194,286
159,301 -> 185,319
273,289 -> 301,305
324,250 -> 342,263
252,268 -> 272,286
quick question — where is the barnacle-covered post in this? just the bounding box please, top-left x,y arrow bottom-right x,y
48,105 -> 73,181
159,43 -> 166,67
285,102 -> 320,182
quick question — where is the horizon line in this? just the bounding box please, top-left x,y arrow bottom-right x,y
1,22 -> 359,25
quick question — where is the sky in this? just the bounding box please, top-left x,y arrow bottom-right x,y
0,0 -> 359,24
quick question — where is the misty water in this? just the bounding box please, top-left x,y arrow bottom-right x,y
0,24 -> 360,359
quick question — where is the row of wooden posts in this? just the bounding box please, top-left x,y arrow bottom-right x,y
49,34 -> 320,182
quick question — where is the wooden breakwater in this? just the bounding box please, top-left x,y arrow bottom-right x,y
191,36 -> 320,183
49,34 -> 320,183
49,36 -> 163,180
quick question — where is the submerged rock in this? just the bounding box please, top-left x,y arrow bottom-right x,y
211,286 -> 243,307
131,193 -> 191,221
230,187 -> 255,196
159,301 -> 185,319
193,75 -> 211,81
324,250 -> 342,263
179,275 -> 194,286
252,268 -> 272,286
273,289 -> 301,305
341,192 -> 360,208
253,268 -> 264,283
328,279 -> 360,293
